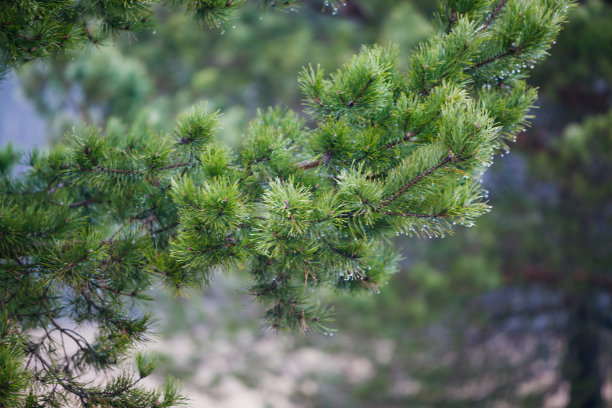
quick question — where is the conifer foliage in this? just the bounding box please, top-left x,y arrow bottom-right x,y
0,0 -> 318,77
1,0 -> 573,406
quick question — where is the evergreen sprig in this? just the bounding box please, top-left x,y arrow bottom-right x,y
0,0 -> 574,405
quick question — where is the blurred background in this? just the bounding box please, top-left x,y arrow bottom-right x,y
1,0 -> 611,406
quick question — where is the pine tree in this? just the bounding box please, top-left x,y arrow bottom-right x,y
1,0 -> 573,406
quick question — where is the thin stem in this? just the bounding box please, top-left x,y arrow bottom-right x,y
298,151 -> 332,170
480,0 -> 508,32
379,211 -> 450,218
378,155 -> 453,208
468,44 -> 521,70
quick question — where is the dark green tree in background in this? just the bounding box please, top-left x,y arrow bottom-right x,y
1,0 -> 576,406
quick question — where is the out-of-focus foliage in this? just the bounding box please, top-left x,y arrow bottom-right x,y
0,0 -> 347,77
17,1 -> 434,144
531,0 -> 612,116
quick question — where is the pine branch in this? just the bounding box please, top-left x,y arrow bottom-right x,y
298,151 -> 332,169
378,155 -> 453,208
481,0 -> 509,32
469,44 -> 521,69
379,211 -> 451,219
